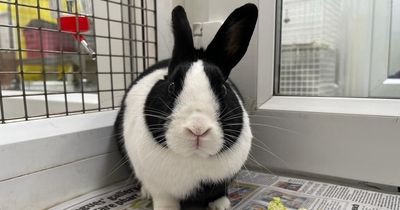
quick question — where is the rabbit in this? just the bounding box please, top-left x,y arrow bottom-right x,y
114,3 -> 258,210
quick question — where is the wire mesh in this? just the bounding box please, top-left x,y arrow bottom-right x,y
0,0 -> 157,123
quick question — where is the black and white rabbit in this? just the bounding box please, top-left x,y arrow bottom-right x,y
114,3 -> 258,210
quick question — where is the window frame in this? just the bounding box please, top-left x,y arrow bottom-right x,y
370,0 -> 400,97
253,0 -> 400,187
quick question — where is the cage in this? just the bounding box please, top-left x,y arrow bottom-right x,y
0,0 -> 157,123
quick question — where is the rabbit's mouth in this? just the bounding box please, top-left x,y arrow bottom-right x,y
165,127 -> 224,158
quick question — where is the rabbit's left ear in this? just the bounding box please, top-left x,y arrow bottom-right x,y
205,4 -> 258,80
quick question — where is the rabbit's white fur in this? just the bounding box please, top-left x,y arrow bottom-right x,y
166,61 -> 224,158
123,60 -> 252,208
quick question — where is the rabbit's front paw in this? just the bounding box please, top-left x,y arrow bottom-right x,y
208,196 -> 231,210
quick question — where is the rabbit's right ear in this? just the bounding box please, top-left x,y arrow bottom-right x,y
169,6 -> 195,75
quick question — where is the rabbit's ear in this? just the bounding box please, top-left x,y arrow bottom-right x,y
205,4 -> 258,80
169,6 -> 195,74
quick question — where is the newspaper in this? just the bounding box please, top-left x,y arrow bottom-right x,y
49,170 -> 400,210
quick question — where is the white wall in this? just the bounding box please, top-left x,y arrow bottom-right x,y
156,0 -> 184,60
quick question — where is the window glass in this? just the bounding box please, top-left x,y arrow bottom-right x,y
276,0 -> 400,98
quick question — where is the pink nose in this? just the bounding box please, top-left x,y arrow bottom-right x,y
186,127 -> 210,137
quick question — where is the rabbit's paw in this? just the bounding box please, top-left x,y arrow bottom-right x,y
208,196 -> 231,210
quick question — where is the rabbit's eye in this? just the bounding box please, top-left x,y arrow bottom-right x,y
168,82 -> 175,94
221,85 -> 227,98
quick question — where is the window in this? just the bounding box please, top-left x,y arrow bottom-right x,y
250,0 -> 400,187
275,0 -> 400,98
0,0 -> 157,123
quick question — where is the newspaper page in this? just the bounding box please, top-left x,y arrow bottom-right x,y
50,170 -> 400,210
48,181 -> 152,210
234,170 -> 400,210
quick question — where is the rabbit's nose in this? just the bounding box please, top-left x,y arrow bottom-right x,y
186,127 -> 211,137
